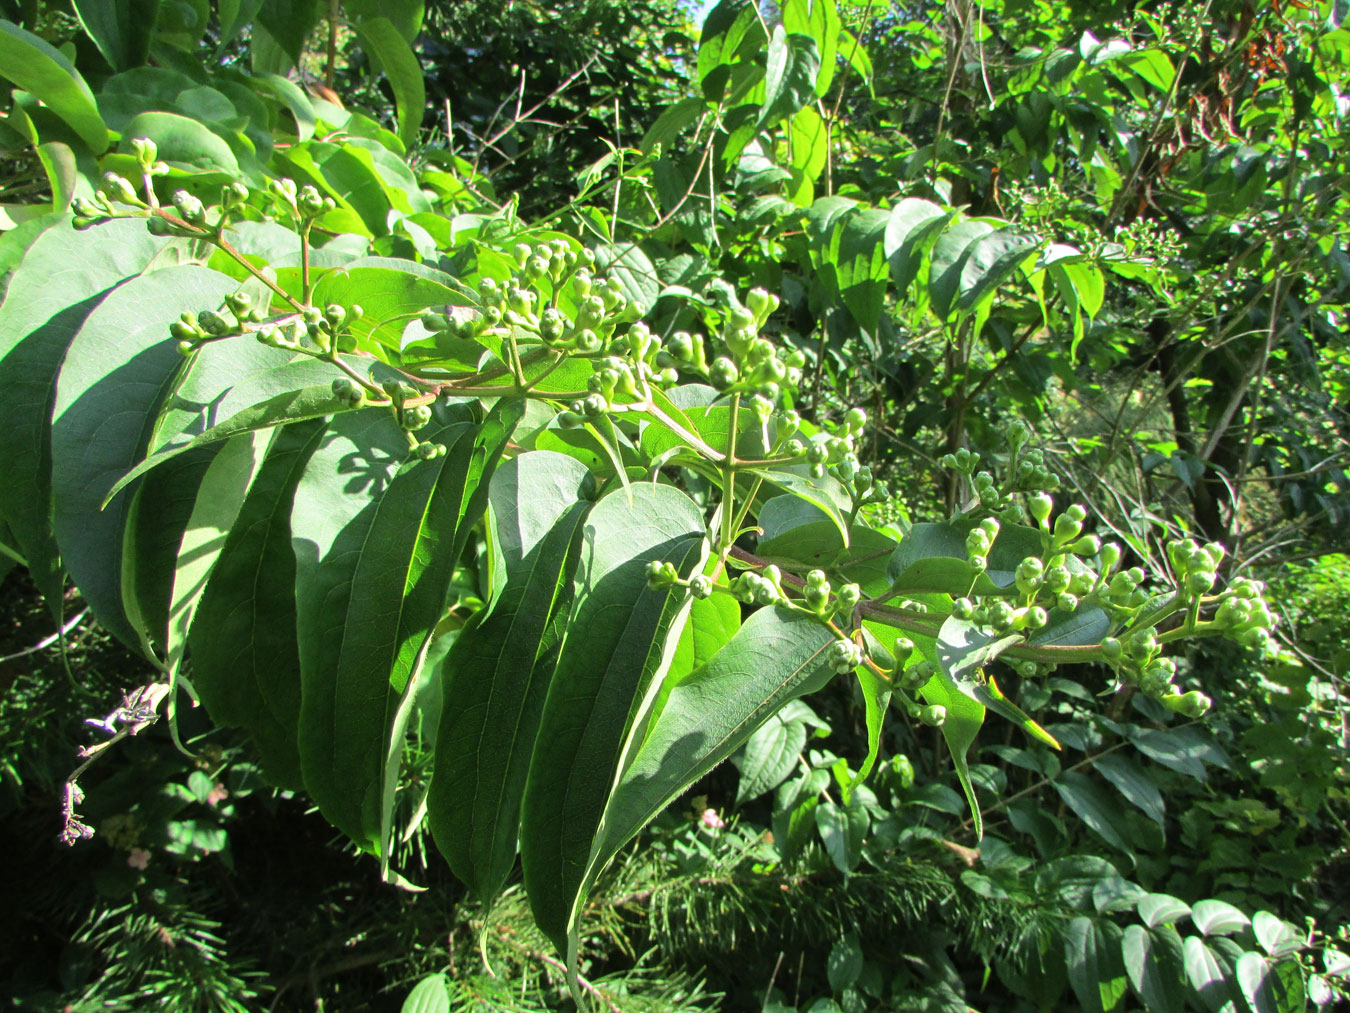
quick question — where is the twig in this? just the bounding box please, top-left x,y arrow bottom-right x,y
0,608 -> 87,664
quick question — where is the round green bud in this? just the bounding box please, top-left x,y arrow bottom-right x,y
918,704 -> 947,727
1028,493 -> 1053,524
414,441 -> 445,461
1163,690 -> 1212,718
952,597 -> 975,621
1100,637 -> 1122,661
844,407 -> 867,433
689,574 -> 713,600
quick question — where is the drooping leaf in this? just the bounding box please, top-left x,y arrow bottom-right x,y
1184,935 -> 1242,1013
1123,924 -> 1187,1013
350,17 -> 424,149
0,19 -> 109,152
883,198 -> 955,300
107,383 -> 361,501
815,797 -> 868,876
1093,752 -> 1165,826
1138,893 -> 1192,929
189,419 -> 328,790
400,973 -> 450,1013
781,0 -> 840,96
428,451 -> 594,902
51,265 -> 237,647
293,400 -> 520,854
601,606 -> 833,859
1066,917 -> 1128,1013
71,0 -> 158,71
928,218 -> 995,319
1051,770 -> 1136,859
0,218 -> 177,605
520,482 -> 707,951
758,26 -> 821,128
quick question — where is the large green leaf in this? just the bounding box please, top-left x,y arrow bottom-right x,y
597,606 -> 834,874
883,197 -> 953,299
293,400 -> 520,852
0,218 -> 177,605
929,219 -> 995,319
1123,924 -> 1187,1013
937,615 -> 1059,748
108,382 -> 360,501
71,0 -> 158,71
428,451 -> 594,901
830,207 -> 891,333
1065,917 -> 1128,1013
758,26 -> 820,128
50,265 -> 237,647
351,17 -> 424,149
0,19 -> 109,152
886,520 -> 1049,596
1051,770 -> 1136,859
121,110 -> 240,175
520,482 -> 707,951
189,419 -> 328,789
957,226 -> 1042,315
782,0 -> 840,96
697,0 -> 767,103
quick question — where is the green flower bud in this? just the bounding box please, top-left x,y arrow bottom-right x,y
1163,690 -> 1212,718
1068,534 -> 1101,556
953,597 -> 975,620
1100,637 -> 1122,661
400,405 -> 433,431
710,356 -> 739,389
171,189 -> 206,224
645,560 -> 679,589
1021,606 -> 1048,630
100,172 -> 140,205
689,574 -> 713,599
918,704 -> 947,727
130,136 -> 158,167
414,441 -> 446,461
1056,592 -> 1079,613
1028,493 -> 1053,525
844,407 -> 867,433
835,583 -> 862,612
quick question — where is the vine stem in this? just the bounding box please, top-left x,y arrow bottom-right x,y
720,394 -> 741,554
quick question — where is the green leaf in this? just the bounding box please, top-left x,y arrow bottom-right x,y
1123,924 -> 1187,1013
400,973 -> 450,1013
782,0 -> 840,96
916,659 -> 986,838
161,429 -> 271,674
1253,912 -> 1303,960
350,17 -> 424,149
815,797 -> 868,875
758,26 -> 820,127
1184,935 -> 1242,1013
593,243 -> 661,314
846,659 -> 891,800
311,261 -> 465,351
886,520 -> 1050,596
589,607 -> 834,926
641,96 -> 706,154
189,420 -> 328,790
660,588 -> 742,717
957,226 -> 1042,315
883,198 -> 954,299
520,482 -> 707,951
120,111 -> 240,175
1138,893 -> 1192,929
0,217 -> 174,606
752,466 -> 851,546
1092,752 -> 1165,826
294,400 -> 520,853
697,0 -> 767,103
71,0 -> 158,71
827,932 -> 863,993
1237,951 -> 1296,1013
345,0 -> 424,41
929,219 -> 994,320
736,710 -> 809,805
1065,917 -> 1128,1013
51,265 -> 237,647
0,19 -> 109,152
106,383 -> 360,503
831,207 -> 891,333
1192,900 -> 1252,938
787,105 -> 827,203
428,451 -> 594,902
1051,770 -> 1136,859
936,615 -> 1059,748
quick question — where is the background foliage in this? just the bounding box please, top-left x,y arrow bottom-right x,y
0,0 -> 1347,1010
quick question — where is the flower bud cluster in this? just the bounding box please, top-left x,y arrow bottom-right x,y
269,179 -> 337,222
170,291 -> 268,355
255,303 -> 363,356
